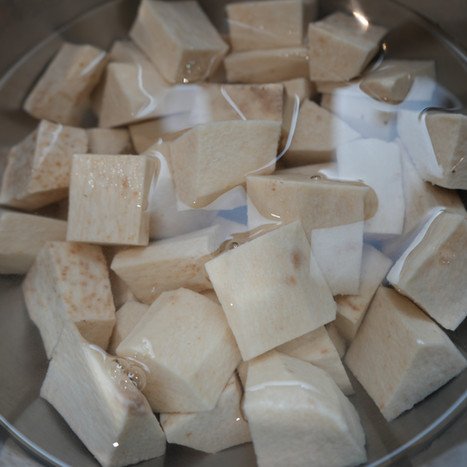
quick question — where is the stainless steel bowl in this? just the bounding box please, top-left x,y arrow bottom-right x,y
0,0 -> 466,465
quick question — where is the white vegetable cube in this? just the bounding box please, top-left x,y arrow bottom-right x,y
243,351 -> 366,467
24,42 -> 107,125
111,225 -> 223,304
225,48 -> 309,84
308,12 -> 387,82
160,374 -> 251,453
0,210 -> 67,274
285,100 -> 360,165
277,326 -> 353,394
116,288 -> 241,412
170,120 -> 280,207
337,138 -> 405,238
227,0 -> 305,51
86,128 -> 133,154
67,154 -> 156,246
335,244 -> 392,342
0,120 -> 87,210
130,0 -> 228,83
345,287 -> 466,420
387,211 -> 467,330
205,221 -> 336,360
41,323 -> 165,467
23,242 -> 115,357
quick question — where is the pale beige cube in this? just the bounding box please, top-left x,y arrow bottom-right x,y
206,222 -> 336,360
346,287 -> 466,420
308,12 -> 387,82
0,120 -> 87,210
387,211 -> 467,330
225,48 -> 309,84
41,323 -> 165,467
117,288 -> 241,412
160,374 -> 251,453
170,120 -> 280,207
23,242 -> 115,357
277,326 -> 353,394
130,0 -> 228,83
86,128 -> 133,154
111,225 -> 223,304
108,301 -> 149,354
244,351 -> 366,467
0,210 -> 67,274
335,244 -> 392,342
284,101 -> 360,165
67,154 -> 156,246
24,42 -> 107,125
227,0 -> 305,51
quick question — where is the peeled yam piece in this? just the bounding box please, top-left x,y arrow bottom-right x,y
205,221 -> 336,360
0,120 -> 87,210
244,351 -> 366,467
41,323 -> 165,467
67,154 -> 156,246
24,42 -> 107,125
170,120 -> 280,207
87,128 -> 133,154
277,326 -> 353,394
0,210 -> 66,274
285,100 -> 360,166
227,0 -> 305,51
117,288 -> 241,412
346,287 -> 467,420
360,60 -> 436,103
23,242 -> 115,357
337,138 -> 404,238
160,374 -> 251,453
335,244 -> 392,342
111,225 -> 224,304
308,12 -> 387,82
130,0 -> 228,83
387,210 -> 467,330
225,48 -> 309,84
108,301 -> 148,354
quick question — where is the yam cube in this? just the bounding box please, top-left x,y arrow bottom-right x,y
160,374 -> 251,453
86,128 -> 133,155
308,12 -> 387,82
41,323 -> 165,467
111,225 -> 224,304
277,326 -> 353,394
23,242 -> 115,357
243,351 -> 366,467
227,0 -> 305,51
0,210 -> 66,274
205,221 -> 336,360
335,244 -> 392,342
170,120 -> 280,207
387,210 -> 467,330
108,301 -> 149,354
67,154 -> 156,246
337,138 -> 405,238
116,288 -> 241,412
225,48 -> 309,84
0,120 -> 87,210
345,287 -> 467,420
130,0 -> 228,83
24,42 -> 107,125
284,101 -> 360,165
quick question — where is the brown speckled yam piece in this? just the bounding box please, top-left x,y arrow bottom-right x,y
0,120 -> 88,211
67,154 -> 156,246
24,42 -> 107,126
23,241 -> 115,357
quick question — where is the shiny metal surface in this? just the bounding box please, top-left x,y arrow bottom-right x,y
0,0 -> 466,465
